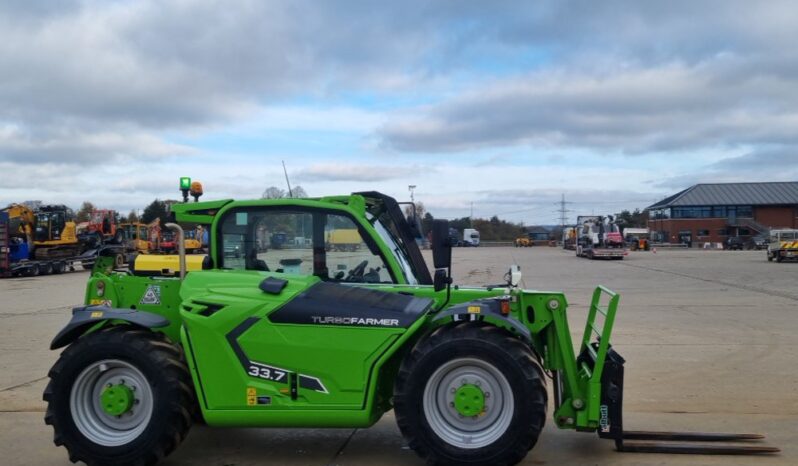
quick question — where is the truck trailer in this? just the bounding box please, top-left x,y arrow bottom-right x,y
576,215 -> 626,260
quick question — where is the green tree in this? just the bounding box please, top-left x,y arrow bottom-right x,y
126,210 -> 139,223
292,186 -> 308,198
422,212 -> 434,234
262,187 -> 286,199
141,199 -> 169,226
615,208 -> 649,231
76,201 -> 95,222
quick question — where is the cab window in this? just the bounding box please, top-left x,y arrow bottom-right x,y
218,208 -> 393,283
325,214 -> 392,283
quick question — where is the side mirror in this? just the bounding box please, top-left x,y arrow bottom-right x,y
431,219 -> 452,269
433,269 -> 450,292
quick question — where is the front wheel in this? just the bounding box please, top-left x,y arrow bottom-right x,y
44,328 -> 194,466
394,323 -> 547,466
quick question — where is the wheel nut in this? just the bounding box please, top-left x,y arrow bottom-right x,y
485,392 -> 490,398
450,387 -> 456,393
449,402 -> 454,407
134,399 -> 140,405
106,383 -> 112,388
131,386 -> 137,392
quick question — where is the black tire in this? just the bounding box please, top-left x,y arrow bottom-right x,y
115,253 -> 125,268
52,261 -> 66,274
776,254 -> 784,263
44,327 -> 194,466
394,323 -> 547,466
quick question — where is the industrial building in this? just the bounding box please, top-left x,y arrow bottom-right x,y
646,182 -> 798,245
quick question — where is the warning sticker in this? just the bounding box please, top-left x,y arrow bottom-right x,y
139,285 -> 161,305
467,306 -> 481,314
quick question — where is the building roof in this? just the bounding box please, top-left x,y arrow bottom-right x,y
647,182 -> 798,209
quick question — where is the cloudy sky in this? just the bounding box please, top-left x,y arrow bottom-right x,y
1,0 -> 797,224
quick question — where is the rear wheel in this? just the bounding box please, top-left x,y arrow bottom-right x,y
394,323 -> 547,466
44,328 -> 193,466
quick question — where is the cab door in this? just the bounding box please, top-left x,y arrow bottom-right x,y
182,205 -> 416,411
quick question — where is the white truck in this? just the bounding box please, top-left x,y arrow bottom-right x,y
462,228 -> 480,247
767,229 -> 798,262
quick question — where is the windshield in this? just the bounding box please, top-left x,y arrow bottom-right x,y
370,213 -> 419,285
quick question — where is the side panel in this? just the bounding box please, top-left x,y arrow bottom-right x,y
84,273 -> 184,342
179,271 -> 417,416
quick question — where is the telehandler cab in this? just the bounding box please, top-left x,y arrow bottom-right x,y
44,190 -> 778,465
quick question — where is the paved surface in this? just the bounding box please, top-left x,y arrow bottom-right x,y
0,247 -> 795,465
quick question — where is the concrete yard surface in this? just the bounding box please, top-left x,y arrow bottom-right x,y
0,247 -> 795,465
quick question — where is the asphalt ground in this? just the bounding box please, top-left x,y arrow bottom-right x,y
0,246 -> 795,465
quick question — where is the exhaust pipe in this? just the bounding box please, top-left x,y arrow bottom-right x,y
165,223 -> 186,280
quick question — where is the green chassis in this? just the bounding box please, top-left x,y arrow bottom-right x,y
69,193 -> 621,433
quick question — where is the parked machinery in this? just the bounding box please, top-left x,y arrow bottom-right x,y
79,209 -> 123,247
33,205 -> 82,260
576,215 -> 626,260
0,204 -> 99,276
767,229 -> 798,262
43,188 -> 778,465
623,228 -> 651,251
462,227 -> 480,246
119,219 -> 162,254
515,234 -> 532,247
562,226 -> 577,250
326,228 -> 362,252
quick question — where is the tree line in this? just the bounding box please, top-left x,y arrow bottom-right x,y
68,192 -> 648,242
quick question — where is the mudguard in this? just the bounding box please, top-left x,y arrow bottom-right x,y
50,306 -> 170,350
431,297 -> 532,343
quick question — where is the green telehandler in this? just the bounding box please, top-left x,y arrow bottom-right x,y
44,190 -> 777,465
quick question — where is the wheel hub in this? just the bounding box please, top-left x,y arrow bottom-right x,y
454,383 -> 485,417
100,383 -> 134,416
423,358 -> 515,449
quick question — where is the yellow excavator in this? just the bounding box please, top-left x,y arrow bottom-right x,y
32,205 -> 82,259
6,203 -> 35,241
4,203 -> 82,260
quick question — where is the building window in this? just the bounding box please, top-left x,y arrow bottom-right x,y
672,206 -> 712,218
712,206 -> 726,217
697,229 -> 710,237
738,228 -> 751,236
716,228 -> 728,236
737,206 -> 753,217
651,209 -> 670,219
